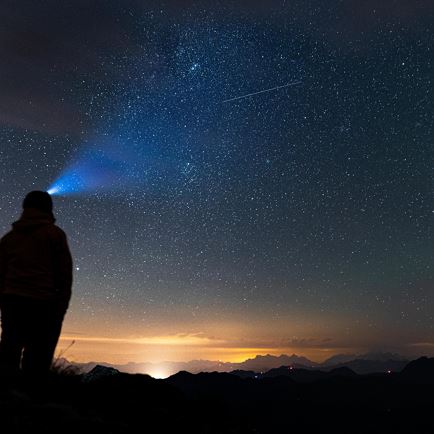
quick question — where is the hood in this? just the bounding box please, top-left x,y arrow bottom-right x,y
12,208 -> 56,232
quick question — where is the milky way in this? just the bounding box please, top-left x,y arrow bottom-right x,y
0,1 -> 433,364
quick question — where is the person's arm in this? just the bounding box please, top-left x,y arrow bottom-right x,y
52,229 -> 73,311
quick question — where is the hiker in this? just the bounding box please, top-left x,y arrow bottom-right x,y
0,191 -> 72,373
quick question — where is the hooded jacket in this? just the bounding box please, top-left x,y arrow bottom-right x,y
0,208 -> 72,310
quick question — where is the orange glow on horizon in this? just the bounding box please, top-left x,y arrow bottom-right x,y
57,332 -> 362,365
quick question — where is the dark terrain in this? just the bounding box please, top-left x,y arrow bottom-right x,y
1,357 -> 434,433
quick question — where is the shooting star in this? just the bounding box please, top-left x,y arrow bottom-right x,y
222,80 -> 302,103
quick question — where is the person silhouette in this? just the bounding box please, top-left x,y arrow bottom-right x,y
0,191 -> 72,374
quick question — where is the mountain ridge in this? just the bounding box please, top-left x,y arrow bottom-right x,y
58,351 -> 412,377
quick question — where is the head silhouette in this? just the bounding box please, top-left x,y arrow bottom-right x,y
23,191 -> 53,214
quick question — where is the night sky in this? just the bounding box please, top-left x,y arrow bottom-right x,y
0,0 -> 433,365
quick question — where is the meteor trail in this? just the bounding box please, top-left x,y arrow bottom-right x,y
222,80 -> 302,103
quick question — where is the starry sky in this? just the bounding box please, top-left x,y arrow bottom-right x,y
0,0 -> 433,364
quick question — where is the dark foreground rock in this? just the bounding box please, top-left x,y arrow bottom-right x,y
0,357 -> 434,433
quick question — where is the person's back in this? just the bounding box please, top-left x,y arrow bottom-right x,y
0,191 -> 73,374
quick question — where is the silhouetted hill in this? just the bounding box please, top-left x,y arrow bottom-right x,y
229,369 -> 257,378
325,358 -> 408,374
82,364 -> 120,382
321,352 -> 408,366
237,353 -> 318,371
1,358 -> 434,433
167,371 -> 253,404
260,366 -> 357,383
400,357 -> 434,383
264,366 -> 326,382
329,366 -> 358,377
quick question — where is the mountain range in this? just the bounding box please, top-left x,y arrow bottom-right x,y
59,351 -> 411,377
